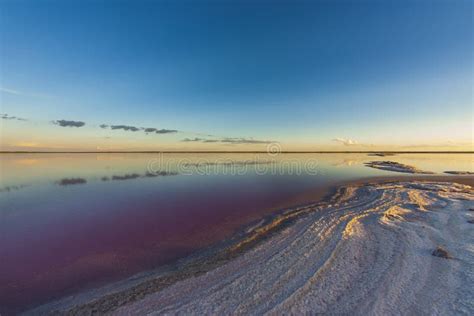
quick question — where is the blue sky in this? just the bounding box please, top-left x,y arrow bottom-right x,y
0,0 -> 472,151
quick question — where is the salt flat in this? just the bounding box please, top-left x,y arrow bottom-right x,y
36,181 -> 472,315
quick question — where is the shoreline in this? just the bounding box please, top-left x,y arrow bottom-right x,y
2,151 -> 473,154
25,174 -> 474,315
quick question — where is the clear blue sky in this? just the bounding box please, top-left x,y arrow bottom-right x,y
0,0 -> 472,150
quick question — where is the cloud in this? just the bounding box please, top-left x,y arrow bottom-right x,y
1,113 -> 178,136
105,124 -> 177,134
332,137 -> 359,146
155,128 -> 177,134
182,137 -> 205,142
53,120 -> 86,127
1,113 -> 27,121
0,87 -> 52,98
110,125 -> 140,132
0,87 -> 22,95
9,115 -> 170,133
219,138 -> 274,144
144,128 -> 178,134
181,137 -> 275,144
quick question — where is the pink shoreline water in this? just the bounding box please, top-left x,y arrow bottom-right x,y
1,152 -> 472,314
0,178 -> 333,314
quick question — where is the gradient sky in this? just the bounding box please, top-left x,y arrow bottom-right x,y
0,0 -> 472,151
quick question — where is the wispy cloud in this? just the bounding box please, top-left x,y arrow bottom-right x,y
220,138 -> 274,144
53,120 -> 86,127
110,125 -> 140,132
0,87 -> 22,95
182,137 -> 205,142
1,113 -> 27,121
0,86 -> 52,98
332,137 -> 359,146
100,124 -> 178,134
182,137 -> 275,144
3,113 -> 179,136
155,129 -> 178,134
144,127 -> 178,134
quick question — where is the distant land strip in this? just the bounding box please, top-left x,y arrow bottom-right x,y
0,151 -> 473,154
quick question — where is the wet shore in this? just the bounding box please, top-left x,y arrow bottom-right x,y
26,175 -> 474,315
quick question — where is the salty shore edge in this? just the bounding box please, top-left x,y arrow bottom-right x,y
25,175 -> 474,315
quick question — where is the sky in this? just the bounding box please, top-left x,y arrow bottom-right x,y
0,0 -> 472,151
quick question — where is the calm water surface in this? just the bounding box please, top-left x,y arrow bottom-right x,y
0,153 -> 472,314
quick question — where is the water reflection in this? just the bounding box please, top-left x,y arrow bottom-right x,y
0,153 -> 472,314
0,171 -> 179,192
57,178 -> 87,186
0,184 -> 28,193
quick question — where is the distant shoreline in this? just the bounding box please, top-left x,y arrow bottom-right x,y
1,151 -> 473,154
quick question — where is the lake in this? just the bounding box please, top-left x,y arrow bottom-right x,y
0,153 -> 472,314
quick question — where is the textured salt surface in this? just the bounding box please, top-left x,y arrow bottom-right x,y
365,161 -> 434,174
444,171 -> 474,175
27,181 -> 474,315
118,182 -> 473,315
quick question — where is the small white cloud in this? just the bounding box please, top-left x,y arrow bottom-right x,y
332,137 -> 359,146
0,86 -> 52,98
0,87 -> 22,95
1,113 -> 27,121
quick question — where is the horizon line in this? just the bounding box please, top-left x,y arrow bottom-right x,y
1,151 -> 473,154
